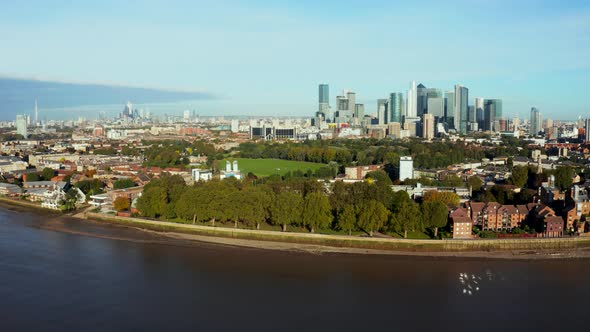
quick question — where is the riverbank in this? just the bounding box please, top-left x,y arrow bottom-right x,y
2,196 -> 589,259
83,212 -> 590,259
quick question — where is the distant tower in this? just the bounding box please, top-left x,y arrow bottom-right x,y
34,99 -> 38,126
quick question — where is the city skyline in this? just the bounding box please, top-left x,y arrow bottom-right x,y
1,1 -> 589,119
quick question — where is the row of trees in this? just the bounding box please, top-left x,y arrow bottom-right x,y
237,137 -> 531,170
136,171 -> 454,238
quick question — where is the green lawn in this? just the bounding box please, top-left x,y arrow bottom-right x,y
220,158 -> 326,177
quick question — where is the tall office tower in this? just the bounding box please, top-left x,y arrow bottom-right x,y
16,114 -> 28,138
377,99 -> 388,125
467,106 -> 477,131
475,97 -> 484,128
416,83 -> 428,117
334,90 -> 355,124
399,156 -> 414,181
354,104 -> 365,119
407,81 -> 418,118
183,110 -> 191,121
467,106 -> 476,124
454,85 -> 469,134
483,99 -> 502,131
483,100 -> 495,131
318,84 -> 329,112
585,118 -> 590,142
423,114 -> 435,139
389,93 -> 404,123
426,88 -> 443,121
34,99 -> 38,126
444,91 -> 455,129
314,84 -> 330,127
530,107 -> 542,135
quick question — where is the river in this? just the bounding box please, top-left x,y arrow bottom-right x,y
0,206 -> 588,331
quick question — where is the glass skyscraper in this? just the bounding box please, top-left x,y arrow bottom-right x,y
444,91 -> 455,129
319,84 -> 329,104
454,85 -> 469,135
389,92 -> 404,123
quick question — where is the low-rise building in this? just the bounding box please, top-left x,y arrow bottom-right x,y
0,183 -> 22,196
450,207 -> 473,239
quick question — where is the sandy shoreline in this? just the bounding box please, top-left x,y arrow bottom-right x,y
2,199 -> 590,260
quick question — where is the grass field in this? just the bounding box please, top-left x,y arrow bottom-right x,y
220,158 -> 325,177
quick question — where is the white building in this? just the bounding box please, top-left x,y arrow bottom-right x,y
399,156 -> 414,181
192,168 -> 213,182
220,160 -> 242,180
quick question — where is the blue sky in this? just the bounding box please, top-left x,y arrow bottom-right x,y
1,0 -> 589,119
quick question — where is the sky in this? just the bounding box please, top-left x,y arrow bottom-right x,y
1,0 -> 589,120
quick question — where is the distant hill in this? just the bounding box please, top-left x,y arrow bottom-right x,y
0,77 -> 213,120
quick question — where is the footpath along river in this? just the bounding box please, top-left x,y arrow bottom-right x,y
1,206 -> 589,331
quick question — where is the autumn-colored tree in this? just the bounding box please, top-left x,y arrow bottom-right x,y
113,197 -> 131,212
423,191 -> 460,207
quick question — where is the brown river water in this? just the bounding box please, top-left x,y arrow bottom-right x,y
0,206 -> 589,331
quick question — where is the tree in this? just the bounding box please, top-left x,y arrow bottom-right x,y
270,191 -> 303,232
241,188 -> 271,230
421,201 -> 449,238
357,200 -> 389,237
553,166 -> 575,191
468,176 -> 484,191
42,167 -> 55,181
113,197 -> 131,212
440,175 -> 464,187
337,205 -> 357,236
423,191 -> 460,207
392,200 -> 421,238
26,173 -> 41,182
301,192 -> 333,233
509,166 -> 528,188
113,178 -> 136,190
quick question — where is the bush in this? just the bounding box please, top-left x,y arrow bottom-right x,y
480,230 -> 498,238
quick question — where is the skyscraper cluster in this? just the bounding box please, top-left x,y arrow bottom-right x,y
313,82 -> 506,138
